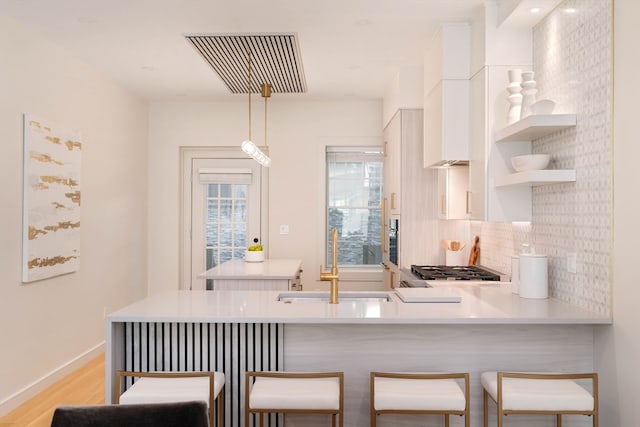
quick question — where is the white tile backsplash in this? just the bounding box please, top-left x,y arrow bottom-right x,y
464,0 -> 612,315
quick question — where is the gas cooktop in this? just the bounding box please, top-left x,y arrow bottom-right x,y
410,265 -> 501,281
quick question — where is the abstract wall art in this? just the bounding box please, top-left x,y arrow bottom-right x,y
22,114 -> 82,283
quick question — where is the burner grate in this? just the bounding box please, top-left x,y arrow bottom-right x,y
410,265 -> 500,281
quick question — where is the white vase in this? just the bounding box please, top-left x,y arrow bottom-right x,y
506,69 -> 523,124
520,71 -> 537,119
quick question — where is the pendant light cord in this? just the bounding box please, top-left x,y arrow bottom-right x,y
247,52 -> 252,142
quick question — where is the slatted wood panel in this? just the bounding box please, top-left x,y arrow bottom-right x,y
122,322 -> 283,427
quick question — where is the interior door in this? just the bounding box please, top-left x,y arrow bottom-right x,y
188,157 -> 264,290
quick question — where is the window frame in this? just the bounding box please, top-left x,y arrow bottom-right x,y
325,146 -> 384,269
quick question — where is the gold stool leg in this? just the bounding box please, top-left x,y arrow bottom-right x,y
483,389 -> 489,427
557,414 -> 562,427
445,414 -> 450,427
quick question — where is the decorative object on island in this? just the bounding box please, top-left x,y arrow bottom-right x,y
22,114 -> 82,283
468,235 -> 480,266
506,69 -> 523,124
240,52 -> 272,167
245,237 -> 264,262
519,71 -> 538,119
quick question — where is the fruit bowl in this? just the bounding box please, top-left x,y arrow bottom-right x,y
245,250 -> 265,262
511,154 -> 551,172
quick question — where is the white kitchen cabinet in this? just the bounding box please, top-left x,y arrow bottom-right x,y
438,165 -> 470,219
423,23 -> 471,168
423,80 -> 470,167
382,109 -> 431,288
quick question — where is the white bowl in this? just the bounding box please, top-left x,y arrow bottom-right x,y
511,154 -> 551,172
530,99 -> 556,115
245,250 -> 265,262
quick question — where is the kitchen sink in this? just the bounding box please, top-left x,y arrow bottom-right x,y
277,291 -> 393,303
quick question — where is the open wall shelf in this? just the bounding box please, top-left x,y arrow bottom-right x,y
496,114 -> 577,142
495,169 -> 576,187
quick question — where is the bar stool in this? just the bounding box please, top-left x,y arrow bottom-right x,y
116,370 -> 225,427
370,372 -> 470,427
245,371 -> 344,427
481,371 -> 598,427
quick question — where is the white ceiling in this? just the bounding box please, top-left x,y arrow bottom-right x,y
0,0 -> 557,102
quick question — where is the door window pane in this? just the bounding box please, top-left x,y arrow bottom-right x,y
205,183 -> 249,272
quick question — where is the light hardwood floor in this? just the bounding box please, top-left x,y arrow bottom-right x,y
0,354 -> 105,427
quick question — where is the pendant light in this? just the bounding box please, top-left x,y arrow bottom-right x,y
240,52 -> 271,167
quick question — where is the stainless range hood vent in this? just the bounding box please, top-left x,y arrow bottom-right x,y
185,33 -> 307,94
430,160 -> 469,168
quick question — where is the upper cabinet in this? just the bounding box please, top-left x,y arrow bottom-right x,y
423,23 -> 471,168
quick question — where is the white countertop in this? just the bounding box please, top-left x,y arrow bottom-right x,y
107,285 -> 611,325
197,258 -> 302,280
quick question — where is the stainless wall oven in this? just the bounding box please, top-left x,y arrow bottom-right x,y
388,217 -> 399,266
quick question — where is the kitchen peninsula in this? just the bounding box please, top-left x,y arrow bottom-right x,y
106,287 -> 609,426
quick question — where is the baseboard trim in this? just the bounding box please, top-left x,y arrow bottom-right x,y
0,341 -> 105,417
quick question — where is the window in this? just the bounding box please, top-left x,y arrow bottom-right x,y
326,146 -> 383,267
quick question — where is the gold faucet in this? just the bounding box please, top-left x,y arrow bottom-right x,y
320,227 -> 340,304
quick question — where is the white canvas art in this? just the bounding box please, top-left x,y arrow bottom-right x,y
22,114 -> 82,283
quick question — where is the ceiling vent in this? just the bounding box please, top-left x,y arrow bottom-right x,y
185,33 -> 307,94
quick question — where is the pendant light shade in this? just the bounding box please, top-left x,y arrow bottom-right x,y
241,140 -> 271,167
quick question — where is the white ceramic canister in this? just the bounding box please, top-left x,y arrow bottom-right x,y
519,253 -> 548,299
511,255 -> 520,294
446,250 -> 466,266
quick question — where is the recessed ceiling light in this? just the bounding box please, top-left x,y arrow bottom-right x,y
564,8 -> 578,14
529,7 -> 543,14
141,66 -> 155,71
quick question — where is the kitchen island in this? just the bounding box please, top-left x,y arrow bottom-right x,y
106,286 -> 610,426
197,258 -> 303,291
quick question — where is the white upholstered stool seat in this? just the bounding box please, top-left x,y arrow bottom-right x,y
370,372 -> 469,427
245,371 -> 344,427
116,370 -> 225,427
481,371 -> 598,427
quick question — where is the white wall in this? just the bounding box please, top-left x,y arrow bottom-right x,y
0,14 -> 148,414
148,100 -> 383,293
595,0 -> 640,424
